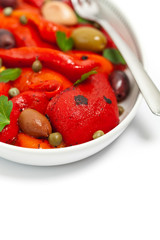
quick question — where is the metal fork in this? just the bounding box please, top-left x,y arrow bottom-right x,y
71,0 -> 160,116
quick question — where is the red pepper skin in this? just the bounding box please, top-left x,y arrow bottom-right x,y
12,10 -> 72,43
0,47 -> 113,82
0,83 -> 11,97
23,0 -> 44,8
46,73 -> 119,146
29,80 -> 63,99
15,133 -> 53,149
18,0 -> 40,13
0,91 -> 49,144
12,68 -> 72,94
15,133 -> 66,149
101,28 -> 117,49
66,50 -> 113,74
0,13 -> 53,48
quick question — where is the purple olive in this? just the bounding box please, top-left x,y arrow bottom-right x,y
0,0 -> 17,8
0,29 -> 16,49
109,70 -> 130,102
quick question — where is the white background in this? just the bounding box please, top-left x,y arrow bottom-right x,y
0,0 -> 160,239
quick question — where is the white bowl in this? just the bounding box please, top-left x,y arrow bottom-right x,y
0,0 -> 142,166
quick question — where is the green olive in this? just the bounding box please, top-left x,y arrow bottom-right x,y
71,27 -> 107,52
19,15 -> 28,25
8,87 -> 20,97
48,132 -> 63,147
3,7 -> 13,16
93,130 -> 104,140
32,59 -> 42,73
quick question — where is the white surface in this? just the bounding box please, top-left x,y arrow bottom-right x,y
0,0 -> 160,239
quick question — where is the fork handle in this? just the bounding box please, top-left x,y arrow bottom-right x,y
98,19 -> 160,116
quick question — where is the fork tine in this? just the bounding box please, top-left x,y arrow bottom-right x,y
71,0 -> 99,20
70,0 -> 79,6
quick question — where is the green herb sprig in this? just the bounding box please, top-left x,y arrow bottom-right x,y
74,69 -> 97,86
56,31 -> 74,52
0,68 -> 22,83
0,96 -> 13,132
103,48 -> 126,65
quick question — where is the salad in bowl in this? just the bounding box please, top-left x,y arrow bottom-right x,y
0,0 -> 138,165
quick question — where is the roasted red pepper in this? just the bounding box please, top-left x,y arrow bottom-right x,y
12,68 -> 72,99
17,0 -> 40,13
12,68 -> 72,93
15,132 -> 66,149
29,81 -> 63,99
0,47 -> 113,82
0,82 -> 11,97
0,91 -> 49,143
15,133 -> 52,149
12,10 -> 72,44
46,73 -> 119,146
66,50 -> 113,74
23,0 -> 44,8
0,13 -> 53,48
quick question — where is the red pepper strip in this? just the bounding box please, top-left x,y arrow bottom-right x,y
0,47 -> 112,82
29,80 -> 63,99
0,13 -> 53,48
15,133 -> 66,149
66,50 -> 114,74
23,0 -> 44,8
12,10 -> 73,43
17,0 -> 40,13
12,68 -> 72,92
0,91 -> 49,144
101,28 -> 117,49
15,133 -> 53,149
0,83 -> 11,97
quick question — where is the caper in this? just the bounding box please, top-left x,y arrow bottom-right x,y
0,58 -> 2,68
3,7 -> 13,16
71,27 -> 107,52
118,105 -> 124,116
48,132 -> 63,147
93,130 -> 104,140
19,15 -> 28,25
8,87 -> 20,97
32,59 -> 42,73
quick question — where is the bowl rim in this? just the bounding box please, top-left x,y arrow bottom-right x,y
0,93 -> 142,154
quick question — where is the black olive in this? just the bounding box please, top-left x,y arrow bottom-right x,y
109,71 -> 130,102
0,29 -> 16,49
0,0 -> 17,8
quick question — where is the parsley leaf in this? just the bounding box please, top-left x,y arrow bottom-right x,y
0,68 -> 22,83
103,48 -> 126,65
0,95 -> 13,132
74,69 -> 97,86
76,14 -> 91,24
56,31 -> 74,52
